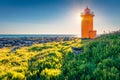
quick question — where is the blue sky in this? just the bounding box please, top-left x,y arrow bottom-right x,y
0,0 -> 120,35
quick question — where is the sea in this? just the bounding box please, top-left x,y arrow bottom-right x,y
0,34 -> 79,38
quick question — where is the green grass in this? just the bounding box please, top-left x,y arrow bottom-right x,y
0,31 -> 120,80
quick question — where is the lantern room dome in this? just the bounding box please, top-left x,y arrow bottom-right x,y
84,6 -> 91,14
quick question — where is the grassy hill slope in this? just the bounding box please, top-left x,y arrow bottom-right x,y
0,31 -> 120,80
62,31 -> 120,80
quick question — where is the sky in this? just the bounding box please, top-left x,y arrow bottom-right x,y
0,0 -> 120,35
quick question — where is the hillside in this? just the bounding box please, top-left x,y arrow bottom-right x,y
0,31 -> 120,80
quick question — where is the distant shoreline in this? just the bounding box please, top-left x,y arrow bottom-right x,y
0,34 -> 102,38
0,35 -> 80,48
0,34 -> 102,48
0,34 -> 78,38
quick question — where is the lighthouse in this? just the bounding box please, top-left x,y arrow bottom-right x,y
81,7 -> 96,39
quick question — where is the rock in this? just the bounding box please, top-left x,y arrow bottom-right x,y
72,47 -> 83,55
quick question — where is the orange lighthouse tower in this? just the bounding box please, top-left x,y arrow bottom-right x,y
81,7 -> 96,39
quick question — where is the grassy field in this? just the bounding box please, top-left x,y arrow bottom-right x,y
0,31 -> 120,80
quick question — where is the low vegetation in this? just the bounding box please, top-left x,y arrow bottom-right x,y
0,31 -> 120,80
